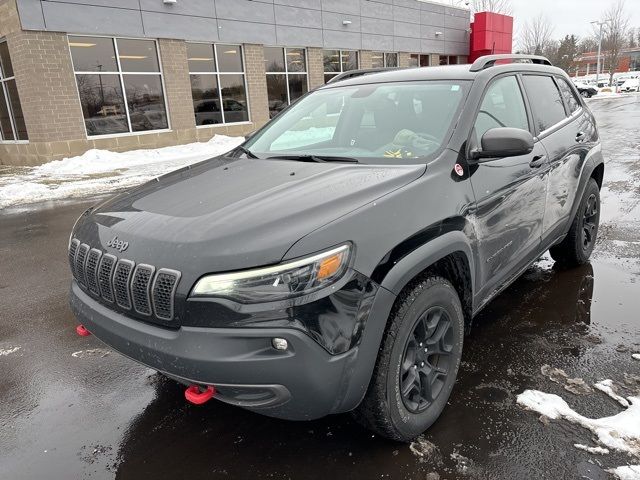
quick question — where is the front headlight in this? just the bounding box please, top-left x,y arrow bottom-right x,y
190,244 -> 352,303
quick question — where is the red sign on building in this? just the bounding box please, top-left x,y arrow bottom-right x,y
470,12 -> 513,62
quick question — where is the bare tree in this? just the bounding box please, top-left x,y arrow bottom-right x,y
469,0 -> 512,15
601,0 -> 630,85
578,36 -> 599,54
519,14 -> 555,56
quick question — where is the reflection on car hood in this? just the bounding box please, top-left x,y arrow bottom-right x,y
77,157 -> 425,273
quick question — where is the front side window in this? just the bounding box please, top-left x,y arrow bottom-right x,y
187,43 -> 249,126
0,39 -> 28,141
69,36 -> 168,136
371,52 -> 398,69
474,75 -> 529,143
522,75 -> 568,132
323,50 -> 359,83
409,54 -> 430,68
556,77 -> 581,114
264,47 -> 308,118
244,81 -> 469,164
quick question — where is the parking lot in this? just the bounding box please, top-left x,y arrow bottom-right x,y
1,95 -> 639,479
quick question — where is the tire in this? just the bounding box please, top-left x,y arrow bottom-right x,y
549,178 -> 600,266
354,276 -> 464,442
580,90 -> 589,98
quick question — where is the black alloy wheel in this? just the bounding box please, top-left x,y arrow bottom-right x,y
582,193 -> 598,251
400,306 -> 454,413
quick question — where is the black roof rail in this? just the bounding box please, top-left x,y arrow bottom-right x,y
469,54 -> 553,72
327,67 -> 405,83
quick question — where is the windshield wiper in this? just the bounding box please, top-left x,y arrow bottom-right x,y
267,154 -> 359,163
234,145 -> 259,159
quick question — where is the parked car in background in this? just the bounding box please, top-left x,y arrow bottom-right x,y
69,55 -> 604,442
620,78 -> 640,92
573,82 -> 598,98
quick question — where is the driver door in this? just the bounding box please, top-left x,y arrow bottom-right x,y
468,74 -> 548,302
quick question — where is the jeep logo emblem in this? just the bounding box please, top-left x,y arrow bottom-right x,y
106,236 -> 129,252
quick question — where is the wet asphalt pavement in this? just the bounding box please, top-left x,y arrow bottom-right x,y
1,96 -> 639,480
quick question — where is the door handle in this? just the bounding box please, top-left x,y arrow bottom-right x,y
575,131 -> 586,142
529,155 -> 546,168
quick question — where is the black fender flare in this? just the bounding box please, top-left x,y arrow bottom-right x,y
333,230 -> 475,413
379,230 -> 475,297
566,153 -> 604,232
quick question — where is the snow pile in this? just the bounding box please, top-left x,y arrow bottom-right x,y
633,354 -> 640,361
0,135 -> 243,210
608,465 -> 640,480
517,388 -> 640,456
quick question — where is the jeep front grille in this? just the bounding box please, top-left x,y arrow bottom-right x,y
151,269 -> 181,321
69,239 -> 181,321
131,264 -> 155,316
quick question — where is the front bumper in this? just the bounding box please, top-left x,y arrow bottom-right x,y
70,281 -> 374,420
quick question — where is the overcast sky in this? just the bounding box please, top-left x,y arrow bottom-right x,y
511,0 -> 638,41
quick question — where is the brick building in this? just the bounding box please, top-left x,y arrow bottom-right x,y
0,0 -> 471,165
572,47 -> 640,77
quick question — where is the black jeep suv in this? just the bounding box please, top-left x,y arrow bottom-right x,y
69,55 -> 604,441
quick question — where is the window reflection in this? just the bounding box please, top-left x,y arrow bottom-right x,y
76,74 -> 128,135
69,36 -> 168,136
0,39 -> 28,141
124,75 -> 168,131
323,50 -> 358,83
265,47 -> 308,118
187,43 -> 249,125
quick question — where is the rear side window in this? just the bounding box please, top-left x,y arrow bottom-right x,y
556,78 -> 580,114
522,75 -> 567,132
474,75 -> 529,143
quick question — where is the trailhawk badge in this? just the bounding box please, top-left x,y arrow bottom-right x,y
106,236 -> 129,252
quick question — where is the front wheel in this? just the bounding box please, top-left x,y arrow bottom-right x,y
354,276 -> 464,442
549,178 -> 600,266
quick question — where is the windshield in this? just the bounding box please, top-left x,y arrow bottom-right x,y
244,80 -> 470,164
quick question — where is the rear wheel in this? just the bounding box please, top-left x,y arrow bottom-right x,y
549,178 -> 600,266
354,276 -> 464,442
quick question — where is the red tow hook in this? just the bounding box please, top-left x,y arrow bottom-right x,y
76,324 -> 91,337
185,385 -> 216,405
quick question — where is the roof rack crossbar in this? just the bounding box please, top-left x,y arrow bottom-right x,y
469,54 -> 553,72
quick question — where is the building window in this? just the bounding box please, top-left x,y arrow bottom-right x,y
187,43 -> 249,126
440,56 -> 459,65
371,52 -> 398,69
409,54 -> 430,68
69,36 -> 169,137
323,50 -> 359,83
0,40 -> 28,142
264,47 -> 308,118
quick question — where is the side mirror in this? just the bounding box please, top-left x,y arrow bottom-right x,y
471,127 -> 534,161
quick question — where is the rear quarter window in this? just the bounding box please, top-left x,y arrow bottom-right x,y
556,78 -> 581,114
522,75 -> 567,132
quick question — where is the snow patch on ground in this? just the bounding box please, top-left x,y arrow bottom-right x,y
0,135 -> 243,210
517,388 -> 640,456
608,465 -> 640,480
633,354 -> 640,361
71,349 -> 111,358
595,379 -> 631,408
0,346 -> 21,356
574,443 -> 610,455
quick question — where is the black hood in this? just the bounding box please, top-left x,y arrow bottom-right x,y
74,157 -> 425,277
